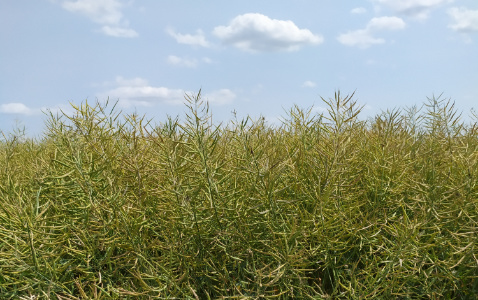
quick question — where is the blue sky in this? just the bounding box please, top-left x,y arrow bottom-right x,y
1,0 -> 477,137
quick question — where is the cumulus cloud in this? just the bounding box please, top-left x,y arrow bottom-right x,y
61,0 -> 122,23
338,30 -> 385,48
101,25 -> 138,38
302,81 -> 317,88
351,7 -> 367,14
167,55 -> 198,68
98,76 -> 234,107
373,0 -> 454,20
337,16 -> 406,48
98,76 -> 186,107
0,103 -> 37,115
60,0 -> 137,37
367,16 -> 407,30
212,13 -> 323,52
166,28 -> 210,47
203,89 -> 236,105
448,7 -> 478,33
167,55 -> 213,68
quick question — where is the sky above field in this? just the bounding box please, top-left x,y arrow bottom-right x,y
1,0 -> 478,137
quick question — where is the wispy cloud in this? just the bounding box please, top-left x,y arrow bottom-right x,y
167,55 -> 198,68
98,76 -> 235,107
98,76 -> 186,107
0,103 -> 38,115
373,0 -> 454,20
367,17 -> 407,30
337,16 -> 406,48
448,7 -> 478,33
60,0 -> 137,37
212,13 -> 323,52
351,7 -> 367,14
166,28 -> 210,47
167,55 -> 213,68
203,89 -> 236,105
101,25 -> 138,38
302,81 -> 317,88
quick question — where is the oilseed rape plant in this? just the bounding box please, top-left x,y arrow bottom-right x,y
0,91 -> 477,299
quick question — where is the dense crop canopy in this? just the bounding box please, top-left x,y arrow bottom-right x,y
0,92 -> 477,299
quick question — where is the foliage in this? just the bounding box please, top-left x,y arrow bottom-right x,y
0,92 -> 477,299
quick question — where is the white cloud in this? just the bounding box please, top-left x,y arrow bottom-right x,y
0,103 -> 37,115
302,81 -> 317,88
60,0 -> 137,37
166,28 -> 210,47
338,30 -> 385,48
203,89 -> 236,105
98,77 -> 235,107
167,55 -> 198,68
448,7 -> 478,33
167,55 -> 214,68
351,7 -> 367,14
98,76 -> 186,107
367,16 -> 406,30
212,13 -> 323,52
101,25 -> 138,38
62,0 -> 122,23
337,16 -> 406,48
373,0 -> 454,20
